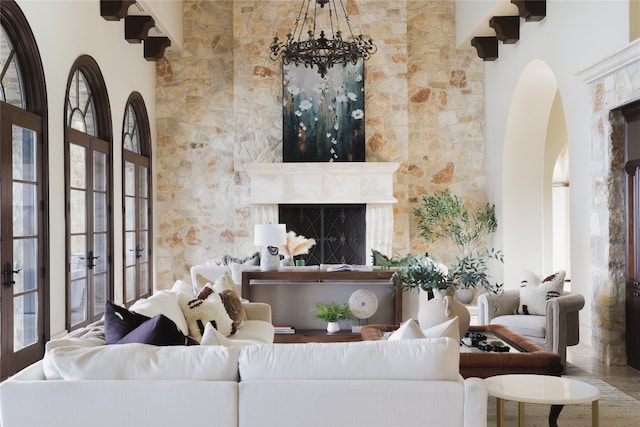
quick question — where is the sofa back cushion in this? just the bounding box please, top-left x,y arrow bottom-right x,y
44,343 -> 240,381
238,338 -> 459,381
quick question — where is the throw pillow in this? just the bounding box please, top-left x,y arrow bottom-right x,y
370,249 -> 412,267
200,323 -> 233,347
387,318 -> 426,340
129,290 -> 189,336
422,316 -> 460,341
221,252 -> 260,266
104,301 -> 150,344
117,315 -> 186,346
213,271 -> 240,295
104,301 -> 186,346
515,270 -> 566,315
219,289 -> 246,332
178,292 -> 234,341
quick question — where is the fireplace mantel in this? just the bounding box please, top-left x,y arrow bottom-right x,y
245,162 -> 399,204
246,162 -> 399,262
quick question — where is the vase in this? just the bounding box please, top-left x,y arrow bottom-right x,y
417,288 -> 470,339
281,256 -> 294,267
327,322 -> 340,334
454,288 -> 475,305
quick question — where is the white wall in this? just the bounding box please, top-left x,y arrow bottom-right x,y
457,0 -> 631,344
16,0 -> 157,338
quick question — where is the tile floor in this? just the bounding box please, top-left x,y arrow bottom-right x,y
567,343 -> 640,400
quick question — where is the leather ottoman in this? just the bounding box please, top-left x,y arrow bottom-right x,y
361,324 -> 563,378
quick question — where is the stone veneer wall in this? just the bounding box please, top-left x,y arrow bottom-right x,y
155,0 -> 486,290
581,40 -> 640,365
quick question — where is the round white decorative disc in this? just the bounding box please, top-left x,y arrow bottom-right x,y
349,289 -> 379,319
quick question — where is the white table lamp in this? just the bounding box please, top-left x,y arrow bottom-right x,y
254,224 -> 287,271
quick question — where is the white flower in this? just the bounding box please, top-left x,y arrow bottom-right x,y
299,100 -> 312,111
336,94 -> 347,103
351,109 -> 364,120
347,92 -> 357,101
287,86 -> 300,96
295,110 -> 302,117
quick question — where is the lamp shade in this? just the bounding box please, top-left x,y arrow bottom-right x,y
254,224 -> 287,246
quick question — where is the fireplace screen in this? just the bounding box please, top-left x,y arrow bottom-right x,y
279,204 -> 366,265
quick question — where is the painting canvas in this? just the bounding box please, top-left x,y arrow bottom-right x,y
282,59 -> 365,162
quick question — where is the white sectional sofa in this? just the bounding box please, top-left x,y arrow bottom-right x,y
0,337 -> 487,427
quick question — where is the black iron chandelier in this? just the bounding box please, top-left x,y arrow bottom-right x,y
269,0 -> 377,78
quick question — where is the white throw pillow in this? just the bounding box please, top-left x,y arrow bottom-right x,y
214,271 -> 240,295
201,322 -> 233,346
387,318 -> 425,340
178,292 -> 234,340
130,290 -> 189,336
516,270 -> 566,315
170,279 -> 194,296
422,316 -> 460,342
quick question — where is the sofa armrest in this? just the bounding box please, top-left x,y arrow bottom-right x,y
242,302 -> 272,323
545,292 -> 585,355
477,289 -> 519,325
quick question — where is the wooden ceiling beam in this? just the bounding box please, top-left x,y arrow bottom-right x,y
489,16 -> 520,44
100,0 -> 136,21
125,15 -> 156,44
471,36 -> 498,61
511,0 -> 546,22
144,37 -> 171,61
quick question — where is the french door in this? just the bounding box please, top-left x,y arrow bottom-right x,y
0,102 -> 45,378
66,128 -> 111,328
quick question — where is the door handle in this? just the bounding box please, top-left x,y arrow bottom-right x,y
2,263 -> 21,288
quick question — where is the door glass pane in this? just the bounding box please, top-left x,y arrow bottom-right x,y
125,161 -> 135,196
138,166 -> 148,197
1,28 -> 24,108
13,292 -> 37,351
70,279 -> 87,326
93,274 -> 106,316
139,262 -> 148,296
13,238 -> 37,293
125,231 -> 136,266
93,151 -> 106,192
139,231 -> 148,263
69,144 -> 86,189
139,198 -> 148,230
94,192 -> 107,233
12,125 -> 36,181
125,196 -> 135,231
70,235 -> 86,280
93,233 -> 107,273
125,266 -> 136,303
12,182 -> 37,237
70,189 -> 86,234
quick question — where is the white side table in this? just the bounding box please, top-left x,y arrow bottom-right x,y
485,374 -> 601,427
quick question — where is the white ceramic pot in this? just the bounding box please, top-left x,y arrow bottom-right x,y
417,288 -> 470,339
454,287 -> 475,304
327,321 -> 340,334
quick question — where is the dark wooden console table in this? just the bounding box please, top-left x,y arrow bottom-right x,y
241,270 -> 401,336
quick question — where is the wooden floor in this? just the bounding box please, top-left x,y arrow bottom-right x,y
567,343 -> 640,400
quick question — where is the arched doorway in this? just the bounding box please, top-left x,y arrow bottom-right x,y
502,60 -> 570,285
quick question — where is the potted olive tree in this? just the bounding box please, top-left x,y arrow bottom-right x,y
314,302 -> 355,333
413,189 -> 503,304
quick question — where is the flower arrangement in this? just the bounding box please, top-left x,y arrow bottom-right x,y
280,231 -> 316,257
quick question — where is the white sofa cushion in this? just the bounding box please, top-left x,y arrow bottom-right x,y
387,318 -> 425,340
44,343 -> 240,381
239,338 -> 460,381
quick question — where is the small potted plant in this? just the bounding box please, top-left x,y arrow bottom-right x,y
314,302 -> 354,333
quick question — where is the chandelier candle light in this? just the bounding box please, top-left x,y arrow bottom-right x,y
269,0 -> 377,78
254,224 -> 287,271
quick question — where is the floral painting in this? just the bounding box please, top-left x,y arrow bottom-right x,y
282,59 -> 365,162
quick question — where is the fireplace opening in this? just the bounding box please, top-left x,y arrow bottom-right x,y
279,204 -> 366,265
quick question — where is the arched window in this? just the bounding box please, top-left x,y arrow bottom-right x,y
122,93 -> 152,305
64,55 -> 112,330
0,0 -> 48,380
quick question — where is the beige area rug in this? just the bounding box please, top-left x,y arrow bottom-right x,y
485,370 -> 640,426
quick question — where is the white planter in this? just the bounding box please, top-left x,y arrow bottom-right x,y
327,322 -> 340,334
454,288 -> 475,304
417,288 -> 470,338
